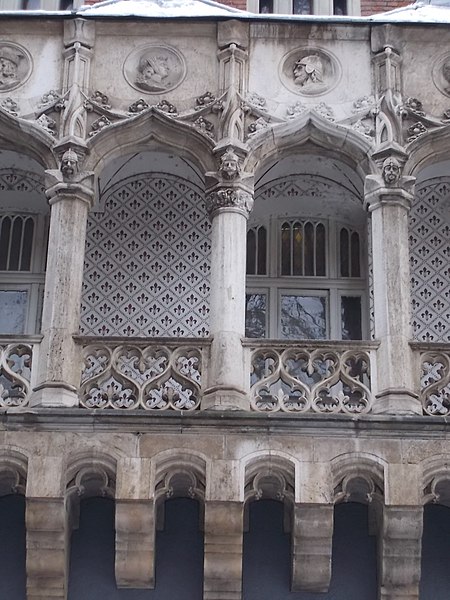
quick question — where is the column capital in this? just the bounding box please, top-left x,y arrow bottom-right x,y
364,174 -> 415,211
206,185 -> 254,219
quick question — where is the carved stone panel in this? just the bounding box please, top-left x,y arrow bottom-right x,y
0,42 -> 32,91
279,47 -> 340,96
81,173 -> 211,338
123,45 -> 186,94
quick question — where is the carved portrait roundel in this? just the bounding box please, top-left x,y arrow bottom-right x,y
280,47 -> 340,96
0,42 -> 32,92
432,52 -> 450,98
123,45 -> 186,94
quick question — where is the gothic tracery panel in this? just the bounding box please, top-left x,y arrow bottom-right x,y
410,178 -> 450,343
81,173 -> 211,337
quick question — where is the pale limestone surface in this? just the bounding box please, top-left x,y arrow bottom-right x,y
0,7 -> 448,600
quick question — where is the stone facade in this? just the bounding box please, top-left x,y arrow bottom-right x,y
0,5 -> 449,599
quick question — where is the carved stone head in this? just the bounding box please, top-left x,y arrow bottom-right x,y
61,148 -> 79,179
219,148 -> 241,181
293,54 -> 324,88
382,156 -> 401,186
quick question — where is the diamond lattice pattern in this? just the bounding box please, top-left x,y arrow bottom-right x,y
81,173 -> 211,337
410,178 -> 450,342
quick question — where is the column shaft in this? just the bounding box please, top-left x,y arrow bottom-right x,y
365,179 -> 420,414
31,190 -> 91,407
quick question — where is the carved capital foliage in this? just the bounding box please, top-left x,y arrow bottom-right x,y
205,186 -> 254,218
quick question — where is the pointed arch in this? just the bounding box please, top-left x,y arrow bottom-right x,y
0,448 -> 28,497
245,112 -> 376,181
331,452 -> 386,504
0,111 -> 57,170
404,124 -> 450,177
85,109 -> 216,175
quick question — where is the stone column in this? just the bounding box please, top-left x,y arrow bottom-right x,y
204,501 -> 244,600
379,463 -> 423,600
379,506 -> 423,600
364,157 -> 420,414
115,458 -> 155,588
202,148 -> 254,410
204,459 -> 243,600
292,461 -> 334,592
26,456 -> 68,600
292,504 -> 334,592
31,153 -> 94,407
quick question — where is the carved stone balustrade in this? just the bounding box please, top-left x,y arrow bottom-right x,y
246,341 -> 378,415
413,343 -> 450,416
0,338 -> 37,409
77,338 -> 210,411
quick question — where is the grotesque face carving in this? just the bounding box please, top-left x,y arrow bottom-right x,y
382,157 -> 401,185
219,148 -> 240,180
61,149 -> 79,179
293,54 -> 324,88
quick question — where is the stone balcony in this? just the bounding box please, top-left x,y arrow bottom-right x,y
3,335 -> 449,416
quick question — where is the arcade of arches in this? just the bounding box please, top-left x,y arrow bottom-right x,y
0,9 -> 449,600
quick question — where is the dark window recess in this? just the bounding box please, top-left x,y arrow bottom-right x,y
247,226 -> 267,275
259,0 -> 273,12
0,215 -> 34,272
281,220 -> 326,277
341,296 -> 362,340
293,0 -> 312,14
333,0 -> 347,14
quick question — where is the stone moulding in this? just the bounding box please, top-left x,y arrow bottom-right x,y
416,346 -> 450,416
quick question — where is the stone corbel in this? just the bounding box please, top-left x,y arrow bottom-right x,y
291,503 -> 334,593
45,145 -> 95,207
364,152 -> 415,211
379,506 -> 423,600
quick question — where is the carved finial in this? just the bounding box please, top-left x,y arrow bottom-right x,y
381,155 -> 402,186
60,148 -> 79,180
219,147 -> 241,181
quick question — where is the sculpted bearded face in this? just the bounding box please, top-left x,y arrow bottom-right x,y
220,150 -> 240,180
61,150 -> 79,179
382,157 -> 401,185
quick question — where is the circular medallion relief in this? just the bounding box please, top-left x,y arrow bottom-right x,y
123,45 -> 186,94
0,42 -> 32,92
280,47 -> 340,96
432,52 -> 450,97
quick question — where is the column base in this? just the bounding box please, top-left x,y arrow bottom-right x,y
201,386 -> 249,411
372,388 -> 421,415
30,382 -> 79,408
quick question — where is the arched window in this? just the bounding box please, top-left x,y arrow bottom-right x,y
246,161 -> 367,341
0,166 -> 48,335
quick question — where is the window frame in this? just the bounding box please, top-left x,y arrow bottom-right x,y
246,216 -> 367,340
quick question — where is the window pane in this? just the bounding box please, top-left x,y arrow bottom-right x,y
0,217 -> 11,270
257,227 -> 267,275
9,217 -> 23,271
293,0 -> 311,13
316,223 -> 326,276
304,221 -> 314,276
281,295 -> 326,340
292,222 -> 303,275
21,218 -> 34,271
341,296 -> 362,340
340,228 -> 349,277
281,223 -> 291,276
351,232 -> 361,278
245,294 -> 266,338
0,291 -> 28,334
333,0 -> 347,14
259,0 -> 273,12
246,229 -> 256,275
